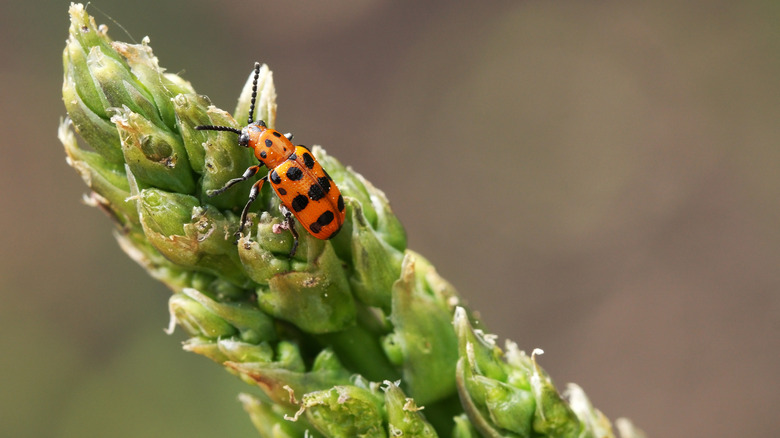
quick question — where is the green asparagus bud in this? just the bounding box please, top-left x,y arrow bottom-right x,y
297,384 -> 386,438
216,338 -> 274,363
454,307 -> 625,438
240,393 -> 321,438
472,375 -> 534,435
276,341 -> 307,372
236,211 -> 295,280
199,107 -> 258,209
454,311 -> 514,435
180,337 -> 230,364
345,198 -> 404,311
113,106 -> 195,194
135,187 -> 248,284
529,350 -> 583,438
503,340 -> 535,391
66,4 -> 120,64
87,46 -> 164,128
228,348 -> 352,407
112,39 -> 195,131
62,70 -> 124,164
63,4 -> 116,117
385,252 -> 459,406
452,414 -> 479,438
383,380 -> 438,437
354,172 -> 407,251
259,244 -> 355,334
172,93 -> 212,173
225,340 -> 306,393
212,337 -> 275,362
454,308 -> 534,437
168,293 -> 237,339
58,119 -> 135,225
61,5 -> 641,437
177,287 -> 276,343
456,358 -> 512,438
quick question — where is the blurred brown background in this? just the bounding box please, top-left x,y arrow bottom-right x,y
2,0 -> 778,436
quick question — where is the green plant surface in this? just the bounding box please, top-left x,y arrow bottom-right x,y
60,4 -> 645,437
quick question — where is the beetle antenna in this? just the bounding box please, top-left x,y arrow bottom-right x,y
248,62 -> 261,125
195,125 -> 242,135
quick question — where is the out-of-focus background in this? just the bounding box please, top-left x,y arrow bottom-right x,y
2,0 -> 778,436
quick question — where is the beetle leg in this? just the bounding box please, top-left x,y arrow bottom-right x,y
208,165 -> 261,197
280,205 -> 299,258
234,175 -> 267,243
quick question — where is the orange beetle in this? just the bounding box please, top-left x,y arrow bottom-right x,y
196,62 -> 345,256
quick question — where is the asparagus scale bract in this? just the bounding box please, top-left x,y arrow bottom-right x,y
60,4 -> 645,437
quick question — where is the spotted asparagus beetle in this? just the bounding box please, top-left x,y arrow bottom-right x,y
196,62 -> 345,256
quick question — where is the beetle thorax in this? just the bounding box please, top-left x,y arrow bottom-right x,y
245,125 -> 294,167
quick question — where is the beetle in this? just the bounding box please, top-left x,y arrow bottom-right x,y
195,62 -> 345,257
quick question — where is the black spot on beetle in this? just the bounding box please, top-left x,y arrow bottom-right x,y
302,153 -> 315,169
309,183 -> 325,201
317,177 -> 331,193
291,194 -> 309,212
259,150 -> 267,159
286,166 -> 303,181
265,139 -> 273,147
317,211 -> 335,226
270,170 -> 281,184
277,187 -> 287,196
272,131 -> 282,137
309,211 -> 334,234
337,195 -> 344,212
